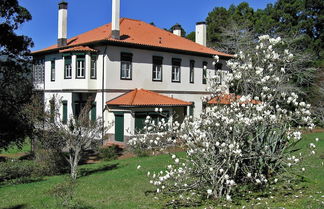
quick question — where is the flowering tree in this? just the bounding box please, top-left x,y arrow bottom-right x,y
129,35 -> 317,204
28,96 -> 108,179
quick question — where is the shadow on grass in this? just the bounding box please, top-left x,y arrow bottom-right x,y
0,178 -> 44,187
79,163 -> 119,177
1,204 -> 27,209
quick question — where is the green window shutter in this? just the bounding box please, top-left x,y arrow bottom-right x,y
91,102 -> 96,121
62,100 -> 68,124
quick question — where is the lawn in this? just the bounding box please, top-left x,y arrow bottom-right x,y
0,132 -> 323,209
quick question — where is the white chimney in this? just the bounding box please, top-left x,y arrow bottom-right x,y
58,1 -> 68,47
112,0 -> 120,39
172,24 -> 182,36
195,22 -> 206,46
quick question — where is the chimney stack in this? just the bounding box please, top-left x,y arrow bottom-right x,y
58,1 -> 68,47
195,22 -> 206,46
112,0 -> 120,39
172,24 -> 182,36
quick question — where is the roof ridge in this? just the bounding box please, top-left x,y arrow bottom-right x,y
129,88 -> 138,105
142,89 -> 191,105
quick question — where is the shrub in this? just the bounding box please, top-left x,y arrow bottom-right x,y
0,159 -> 41,184
34,149 -> 69,176
49,178 -> 77,208
99,145 -> 122,161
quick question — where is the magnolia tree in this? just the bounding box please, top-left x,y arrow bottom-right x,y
129,35 -> 318,203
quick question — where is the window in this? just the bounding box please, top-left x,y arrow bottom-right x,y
62,100 -> 67,124
51,60 -> 55,81
172,58 -> 181,82
120,53 -> 132,80
76,55 -> 85,78
202,61 -> 207,84
33,58 -> 45,83
189,102 -> 195,116
91,102 -> 96,121
64,56 -> 72,79
190,60 -> 195,83
215,63 -> 223,84
90,55 -> 97,79
152,56 -> 163,81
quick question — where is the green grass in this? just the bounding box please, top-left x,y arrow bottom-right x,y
0,140 -> 31,155
0,132 -> 323,209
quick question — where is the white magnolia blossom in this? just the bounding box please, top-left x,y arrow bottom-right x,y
129,35 -> 317,204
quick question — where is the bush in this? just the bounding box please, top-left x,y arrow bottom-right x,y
99,145 -> 122,161
34,149 -> 69,176
0,159 -> 41,184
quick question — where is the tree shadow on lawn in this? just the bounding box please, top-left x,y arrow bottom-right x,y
79,163 -> 119,177
1,204 -> 27,209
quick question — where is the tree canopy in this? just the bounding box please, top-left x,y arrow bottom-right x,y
0,0 -> 34,150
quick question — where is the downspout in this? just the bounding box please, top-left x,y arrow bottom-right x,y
102,45 -> 108,145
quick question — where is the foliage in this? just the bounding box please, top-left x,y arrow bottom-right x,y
0,159 -> 41,184
0,132 -> 322,208
34,148 -> 69,176
99,145 -> 122,161
0,0 -> 34,151
49,178 -> 78,209
129,36 -> 317,204
186,31 -> 195,42
31,96 -> 110,179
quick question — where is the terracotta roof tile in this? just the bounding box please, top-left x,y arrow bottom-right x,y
106,89 -> 192,107
32,18 -> 232,57
59,46 -> 97,53
208,94 -> 260,105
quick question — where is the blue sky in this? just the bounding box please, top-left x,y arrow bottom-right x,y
18,0 -> 276,51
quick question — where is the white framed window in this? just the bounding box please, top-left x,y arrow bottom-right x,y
172,58 -> 181,82
76,55 -> 85,78
189,60 -> 194,83
120,53 -> 132,80
152,56 -> 163,81
90,55 -> 97,79
50,60 -> 55,81
64,56 -> 72,79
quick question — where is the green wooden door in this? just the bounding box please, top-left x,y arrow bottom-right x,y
114,112 -> 124,142
135,113 -> 147,133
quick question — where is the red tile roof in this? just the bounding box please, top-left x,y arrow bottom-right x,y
59,46 -> 97,53
32,18 -> 232,57
106,89 -> 192,107
208,94 -> 260,105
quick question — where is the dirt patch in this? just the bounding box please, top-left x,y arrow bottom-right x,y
0,152 -> 29,159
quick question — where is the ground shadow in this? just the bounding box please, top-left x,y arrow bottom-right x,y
79,163 -> 119,177
1,204 -> 27,209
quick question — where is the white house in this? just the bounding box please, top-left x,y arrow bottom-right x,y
31,0 -> 232,143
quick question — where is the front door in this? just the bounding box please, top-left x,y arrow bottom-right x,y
114,112 -> 124,142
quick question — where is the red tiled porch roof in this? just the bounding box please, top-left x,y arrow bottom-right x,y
208,94 -> 260,105
106,89 -> 192,107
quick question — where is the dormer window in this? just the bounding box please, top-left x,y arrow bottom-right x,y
172,58 -> 181,83
76,55 -> 85,79
120,52 -> 132,80
64,56 -> 72,79
152,56 -> 163,81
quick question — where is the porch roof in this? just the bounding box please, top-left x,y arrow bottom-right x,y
106,89 -> 192,107
208,94 -> 260,105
